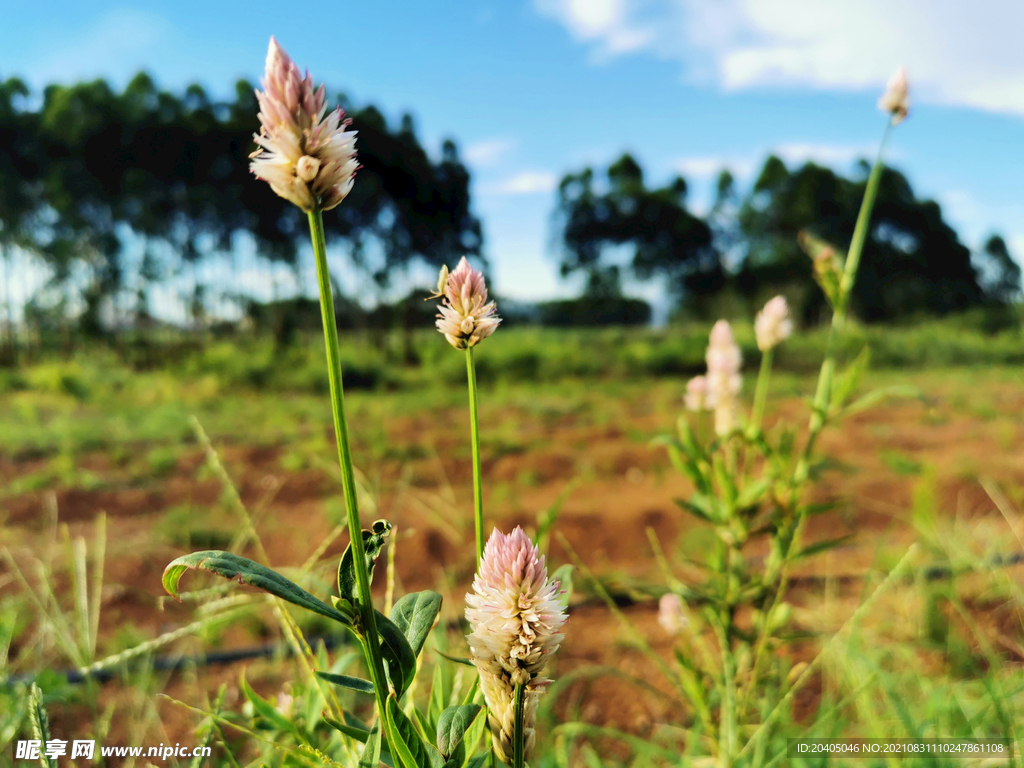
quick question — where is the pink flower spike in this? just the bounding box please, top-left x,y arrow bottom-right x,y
249,37 -> 358,211
435,257 -> 501,349
465,527 -> 567,763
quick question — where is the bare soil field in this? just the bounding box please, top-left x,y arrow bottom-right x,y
3,368 -> 1024,751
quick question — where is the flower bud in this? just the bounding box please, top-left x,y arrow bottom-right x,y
658,593 -> 688,635
705,320 -> 742,436
754,295 -> 793,351
878,66 -> 909,125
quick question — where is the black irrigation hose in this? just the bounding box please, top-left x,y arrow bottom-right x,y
5,550 -> 1022,688
2,633 -> 349,688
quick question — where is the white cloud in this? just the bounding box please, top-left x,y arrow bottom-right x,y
535,0 -> 1024,115
464,137 -> 517,168
481,171 -> 559,195
675,155 -> 757,180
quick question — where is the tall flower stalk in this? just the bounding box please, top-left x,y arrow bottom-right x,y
432,256 -> 501,561
737,70 -> 909,754
250,34 -> 393,720
652,69 -> 911,768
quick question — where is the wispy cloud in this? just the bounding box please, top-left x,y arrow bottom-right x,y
534,0 -> 1024,115
464,137 -> 517,168
480,170 -> 559,196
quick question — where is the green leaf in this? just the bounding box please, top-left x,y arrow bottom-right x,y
735,477 -> 771,510
324,715 -> 370,743
461,756 -> 489,768
29,683 -> 55,768
387,694 -> 446,768
316,671 -> 375,694
390,591 -> 443,659
427,663 -> 448,735
840,385 -> 922,418
551,563 -> 574,611
240,671 -> 307,743
711,453 -> 737,507
338,519 -> 393,604
436,705 -> 482,764
376,610 -> 417,698
359,725 -> 383,768
674,495 -> 716,524
798,534 -> 856,559
435,650 -> 475,667
162,550 -> 351,625
830,345 -> 870,411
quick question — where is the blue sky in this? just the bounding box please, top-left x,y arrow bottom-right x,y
2,0 -> 1023,311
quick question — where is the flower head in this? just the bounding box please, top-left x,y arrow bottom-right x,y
435,257 -> 501,349
684,375 -> 707,412
658,593 -> 688,635
754,295 -> 793,351
466,527 -> 567,763
878,66 -> 909,125
250,37 -> 359,211
705,320 -> 742,436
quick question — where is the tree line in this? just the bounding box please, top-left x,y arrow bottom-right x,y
0,72 -> 1019,364
551,153 -> 1020,326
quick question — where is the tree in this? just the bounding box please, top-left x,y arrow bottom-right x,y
738,156 -> 988,323
553,154 -> 719,304
977,234 -> 1022,305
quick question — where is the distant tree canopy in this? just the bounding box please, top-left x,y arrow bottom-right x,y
553,153 -> 1020,324
0,71 -> 481,336
553,154 -> 718,301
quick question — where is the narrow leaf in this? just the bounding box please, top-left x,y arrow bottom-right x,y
324,715 -> 370,743
798,534 -> 856,559
163,550 -> 351,625
316,671 -> 375,694
390,591 -> 443,659
735,477 -> 771,510
240,671 -> 307,743
428,663 -> 449,735
435,650 -> 475,667
674,497 -> 714,524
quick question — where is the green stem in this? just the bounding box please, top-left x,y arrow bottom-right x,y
512,682 -> 526,768
795,119 -> 892,479
466,345 -> 485,562
306,209 -> 389,714
716,613 -> 737,768
747,119 -> 894,721
749,348 -> 773,436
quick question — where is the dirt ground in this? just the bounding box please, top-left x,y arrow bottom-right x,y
3,370 -> 1024,756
